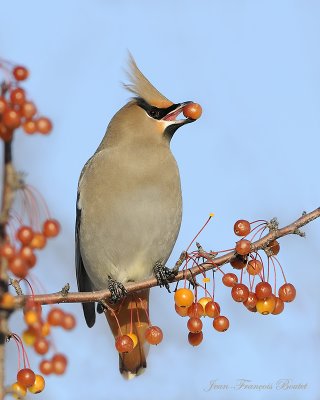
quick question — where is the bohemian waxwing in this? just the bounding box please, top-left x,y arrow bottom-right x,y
76,55 -> 198,378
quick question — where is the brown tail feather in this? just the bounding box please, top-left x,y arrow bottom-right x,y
104,289 -> 150,378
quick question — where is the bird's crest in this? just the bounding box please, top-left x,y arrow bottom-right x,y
124,54 -> 173,108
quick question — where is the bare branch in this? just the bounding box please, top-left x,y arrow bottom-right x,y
13,207 -> 320,308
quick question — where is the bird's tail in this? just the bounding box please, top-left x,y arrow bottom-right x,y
104,288 -> 150,379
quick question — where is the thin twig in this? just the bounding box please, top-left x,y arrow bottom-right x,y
13,207 -> 320,308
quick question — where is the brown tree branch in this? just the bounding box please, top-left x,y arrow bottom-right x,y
13,207 -> 320,308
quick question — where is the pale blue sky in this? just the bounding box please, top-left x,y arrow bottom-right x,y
2,1 -> 320,399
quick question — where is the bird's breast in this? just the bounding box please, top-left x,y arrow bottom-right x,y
78,146 -> 182,289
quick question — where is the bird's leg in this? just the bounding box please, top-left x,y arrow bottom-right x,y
108,276 -> 127,304
153,260 -> 177,293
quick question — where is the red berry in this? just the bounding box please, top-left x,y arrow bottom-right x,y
272,296 -> 285,315
0,123 -> 13,142
247,259 -> 263,276
16,226 -> 34,245
188,331 -> 203,346
39,359 -> 53,375
13,66 -> 29,81
230,256 -> 247,270
255,281 -> 272,300
115,335 -> 134,353
213,316 -> 229,332
145,326 -> 163,345
187,302 -> 204,318
19,246 -> 37,268
9,255 -> 28,278
17,368 -> 36,388
278,283 -> 296,302
183,103 -> 202,120
222,273 -> 238,287
47,307 -> 65,326
205,301 -> 220,318
20,101 -> 37,119
34,337 -> 50,355
243,291 -> 258,309
187,317 -> 203,333
235,239 -> 251,255
43,219 -> 60,237
36,117 -> 52,134
51,353 -> 68,375
267,240 -> 280,256
0,97 -> 7,114
10,87 -> 26,105
0,242 -> 16,260
231,283 -> 249,302
2,109 -> 21,129
61,313 -> 76,330
234,220 -> 251,236
23,120 -> 37,134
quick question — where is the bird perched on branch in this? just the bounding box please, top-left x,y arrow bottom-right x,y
75,55 -> 200,378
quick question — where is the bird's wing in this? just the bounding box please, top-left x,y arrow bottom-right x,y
75,190 -> 96,328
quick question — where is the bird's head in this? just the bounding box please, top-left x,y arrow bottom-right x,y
100,55 -> 199,148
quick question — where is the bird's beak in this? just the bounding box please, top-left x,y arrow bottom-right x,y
161,101 -> 195,125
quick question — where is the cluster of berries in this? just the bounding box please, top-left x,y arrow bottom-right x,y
173,216 -> 296,346
0,60 -> 52,142
112,298 -> 163,354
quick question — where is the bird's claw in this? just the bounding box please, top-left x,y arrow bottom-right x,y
108,276 -> 127,304
153,260 -> 177,293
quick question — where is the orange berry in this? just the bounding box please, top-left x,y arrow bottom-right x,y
115,335 -> 134,353
213,316 -> 229,332
23,120 -> 37,134
30,232 -> 46,249
235,239 -> 251,255
183,103 -> 202,120
187,302 -> 204,318
222,272 -> 238,287
278,283 -> 296,302
0,292 -> 15,309
51,353 -> 68,375
16,226 -> 34,246
175,304 -> 189,317
255,281 -> 272,300
3,109 -> 21,129
187,317 -> 203,333
36,117 -> 52,134
205,301 -> 220,318
0,123 -> 13,142
20,101 -> 37,119
43,219 -> 60,238
272,296 -> 285,315
256,296 -> 276,315
62,313 -> 76,330
28,374 -> 45,394
10,87 -> 26,105
0,242 -> 16,260
41,322 -> 51,336
34,337 -> 50,355
39,359 -> 53,375
247,259 -> 263,275
24,310 -> 39,326
174,288 -> 194,308
47,307 -> 65,326
243,292 -> 258,309
198,297 -> 212,315
234,219 -> 251,236
9,256 -> 28,278
0,97 -> 7,114
19,246 -> 37,268
231,283 -> 249,302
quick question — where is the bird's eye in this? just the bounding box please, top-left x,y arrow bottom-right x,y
149,108 -> 160,119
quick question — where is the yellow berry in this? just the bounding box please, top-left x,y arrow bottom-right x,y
0,292 -> 15,309
28,374 -> 45,394
126,333 -> 138,349
198,297 -> 212,315
24,310 -> 38,326
256,296 -> 276,315
11,382 -> 27,399
22,329 -> 36,346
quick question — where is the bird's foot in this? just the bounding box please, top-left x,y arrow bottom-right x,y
108,276 -> 127,304
153,260 -> 177,293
